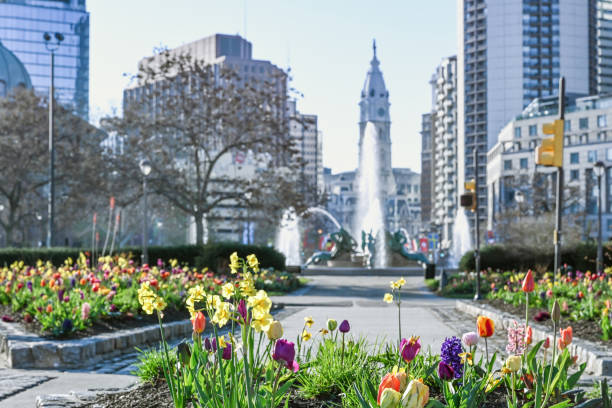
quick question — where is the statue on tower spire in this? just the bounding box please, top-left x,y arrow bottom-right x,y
372,39 -> 377,59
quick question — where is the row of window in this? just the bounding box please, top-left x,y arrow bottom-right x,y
514,115 -> 608,138
503,148 -> 612,171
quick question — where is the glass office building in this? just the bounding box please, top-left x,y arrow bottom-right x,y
0,0 -> 89,118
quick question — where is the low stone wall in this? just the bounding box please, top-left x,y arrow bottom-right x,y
0,319 -> 192,369
456,300 -> 612,377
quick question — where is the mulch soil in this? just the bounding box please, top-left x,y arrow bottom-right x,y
483,298 -> 609,346
0,303 -> 189,340
84,379 -> 513,408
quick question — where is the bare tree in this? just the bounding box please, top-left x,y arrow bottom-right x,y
104,50 -> 311,244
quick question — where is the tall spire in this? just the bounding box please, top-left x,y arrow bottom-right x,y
372,39 -> 377,59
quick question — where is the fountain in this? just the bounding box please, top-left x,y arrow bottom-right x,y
450,208 -> 473,268
354,122 -> 388,267
275,208 -> 301,266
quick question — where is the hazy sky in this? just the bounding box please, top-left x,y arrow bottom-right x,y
89,0 -> 457,174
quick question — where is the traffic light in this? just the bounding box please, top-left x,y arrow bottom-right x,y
535,119 -> 564,167
460,179 -> 477,212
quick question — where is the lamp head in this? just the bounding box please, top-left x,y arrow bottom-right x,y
55,33 -> 64,42
43,32 -> 52,42
594,161 -> 605,177
139,159 -> 152,176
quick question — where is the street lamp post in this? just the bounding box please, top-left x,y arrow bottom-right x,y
140,159 -> 152,265
594,161 -> 606,273
43,32 -> 64,248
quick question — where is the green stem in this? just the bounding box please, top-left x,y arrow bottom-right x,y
542,322 -> 558,408
398,289 -> 402,349
511,372 -> 517,407
269,363 -> 284,408
242,324 -> 254,408
341,333 -> 345,367
485,337 -> 489,363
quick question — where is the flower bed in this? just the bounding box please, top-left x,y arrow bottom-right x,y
0,254 -> 300,339
97,258 -> 608,408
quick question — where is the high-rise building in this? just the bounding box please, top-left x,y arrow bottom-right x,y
431,56 -> 458,245
590,0 -> 612,95
0,0 -> 89,117
288,99 -> 322,201
457,0 -> 592,232
420,113 -> 433,226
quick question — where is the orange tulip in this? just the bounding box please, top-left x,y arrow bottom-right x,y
191,311 -> 206,334
46,304 -> 53,313
560,326 -> 572,346
477,316 -> 495,338
522,269 -> 534,293
377,373 -> 400,404
525,326 -> 533,345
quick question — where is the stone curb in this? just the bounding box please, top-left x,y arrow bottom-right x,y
35,383 -> 141,408
456,300 -> 612,376
0,319 -> 191,369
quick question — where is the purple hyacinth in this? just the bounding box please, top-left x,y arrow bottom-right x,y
26,281 -> 32,292
57,289 -> 65,302
440,336 -> 463,378
222,343 -> 232,360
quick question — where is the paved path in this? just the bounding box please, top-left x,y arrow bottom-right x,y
0,273 -> 463,407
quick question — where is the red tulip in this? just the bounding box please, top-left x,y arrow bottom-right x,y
560,326 -> 573,346
377,373 -> 400,404
522,270 -> 534,293
477,316 -> 495,338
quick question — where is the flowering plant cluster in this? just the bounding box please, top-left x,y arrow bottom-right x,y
487,267 -> 612,340
0,253 -> 299,337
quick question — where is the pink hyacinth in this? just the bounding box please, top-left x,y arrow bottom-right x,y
81,302 -> 91,321
506,320 -> 526,355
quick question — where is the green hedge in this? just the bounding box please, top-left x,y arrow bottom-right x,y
0,242 -> 286,272
195,242 -> 285,272
459,241 -> 612,272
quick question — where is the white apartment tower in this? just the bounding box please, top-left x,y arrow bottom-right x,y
457,0 -> 591,232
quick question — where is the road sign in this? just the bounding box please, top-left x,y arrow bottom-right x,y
419,238 -> 429,253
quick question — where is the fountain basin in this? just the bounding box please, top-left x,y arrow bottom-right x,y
301,266 -> 428,277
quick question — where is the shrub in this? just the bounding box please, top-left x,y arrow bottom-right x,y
459,241 -> 612,272
424,278 -> 439,292
195,242 -> 285,272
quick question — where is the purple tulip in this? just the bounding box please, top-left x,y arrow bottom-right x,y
222,343 -> 232,360
210,337 -> 218,352
438,361 -> 455,381
70,278 -> 76,288
26,281 -> 32,292
272,339 -> 299,372
238,299 -> 248,322
63,296 -> 70,303
109,304 -> 117,312
400,336 -> 421,363
339,320 -> 350,333
204,337 -> 212,352
62,318 -> 73,333
79,290 -> 84,300
58,289 -> 65,302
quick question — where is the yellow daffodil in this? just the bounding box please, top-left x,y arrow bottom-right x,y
229,252 -> 240,273
247,290 -> 271,319
142,300 -> 155,315
211,302 -> 231,327
304,316 -> 314,327
246,254 -> 259,272
218,335 -> 226,348
154,296 -> 167,311
251,312 -> 273,332
319,328 -> 329,335
302,329 -> 312,342
397,277 -> 406,286
458,352 -> 473,365
383,293 -> 393,303
221,282 -> 235,299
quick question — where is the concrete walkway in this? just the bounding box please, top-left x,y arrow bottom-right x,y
0,273 -> 458,407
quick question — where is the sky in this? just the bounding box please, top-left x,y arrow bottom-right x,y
88,0 -> 457,174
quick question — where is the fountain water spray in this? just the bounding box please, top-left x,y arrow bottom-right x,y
275,208 -> 301,266
450,208 -> 473,268
355,122 -> 388,267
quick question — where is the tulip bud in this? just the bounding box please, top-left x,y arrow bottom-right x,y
437,361 -> 455,381
380,388 -> 402,408
339,319 -> 350,333
551,300 -> 560,324
327,318 -> 338,331
462,331 -> 479,347
191,311 -> 206,334
522,269 -> 535,293
177,341 -> 191,366
377,373 -> 400,404
524,326 -> 533,345
266,320 -> 283,341
222,343 -> 232,360
543,336 -> 551,349
505,355 -> 521,372
401,380 -> 429,408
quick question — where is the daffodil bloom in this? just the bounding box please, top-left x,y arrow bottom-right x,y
302,329 -> 312,342
304,316 -> 314,327
212,302 -> 231,327
154,296 -> 167,311
319,328 -> 329,335
458,352 -> 473,365
229,252 -> 240,273
383,293 -> 393,303
246,254 -> 259,272
390,280 -> 400,289
397,277 -> 406,287
221,282 -> 234,299
248,290 -> 272,319
142,300 -> 155,315
251,312 -> 273,332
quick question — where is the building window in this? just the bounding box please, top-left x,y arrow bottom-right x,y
598,114 -> 607,128
564,120 -> 571,132
579,117 -> 589,129
607,147 -> 612,161
529,125 -> 537,136
504,160 -> 512,170
520,158 -> 528,169
570,152 -> 579,164
570,169 -> 579,181
514,127 -> 521,138
588,150 -> 598,163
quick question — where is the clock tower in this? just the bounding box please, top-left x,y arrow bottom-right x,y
358,40 -> 395,197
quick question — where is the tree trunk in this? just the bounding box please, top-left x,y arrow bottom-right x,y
194,212 -> 204,245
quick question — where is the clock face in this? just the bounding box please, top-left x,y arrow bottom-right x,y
377,108 -> 385,117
